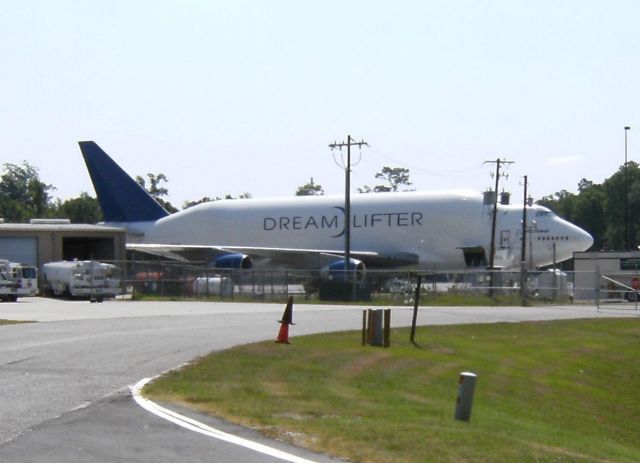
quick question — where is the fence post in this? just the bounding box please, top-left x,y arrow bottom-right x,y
383,308 -> 391,348
362,310 -> 367,346
410,275 -> 422,343
206,267 -> 210,298
367,309 -> 384,347
251,269 -> 256,299
285,270 -> 289,300
635,271 -> 639,311
520,261 -> 527,306
595,266 -> 600,310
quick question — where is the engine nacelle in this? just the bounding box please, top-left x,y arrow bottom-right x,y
322,258 -> 366,283
212,253 -> 252,269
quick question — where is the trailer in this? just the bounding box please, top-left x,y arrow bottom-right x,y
41,260 -> 121,301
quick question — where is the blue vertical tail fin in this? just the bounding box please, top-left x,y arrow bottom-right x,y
79,141 -> 169,223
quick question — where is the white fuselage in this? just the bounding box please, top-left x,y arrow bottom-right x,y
123,190 -> 593,270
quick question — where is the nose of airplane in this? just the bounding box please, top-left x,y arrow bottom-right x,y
573,225 -> 594,251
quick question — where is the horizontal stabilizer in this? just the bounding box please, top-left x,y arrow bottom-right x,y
79,141 -> 169,223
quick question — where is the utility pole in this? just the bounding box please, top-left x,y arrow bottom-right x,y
484,158 -> 514,297
329,135 -> 369,298
521,175 -> 528,264
520,175 -> 528,305
625,126 -> 631,250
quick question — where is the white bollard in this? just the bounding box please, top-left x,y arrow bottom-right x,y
454,372 -> 477,422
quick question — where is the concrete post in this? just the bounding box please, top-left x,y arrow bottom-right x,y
454,372 -> 477,422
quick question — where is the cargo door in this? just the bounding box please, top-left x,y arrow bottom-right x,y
461,246 -> 487,268
500,230 -> 511,249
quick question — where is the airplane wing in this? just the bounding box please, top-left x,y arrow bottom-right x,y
127,243 -> 419,269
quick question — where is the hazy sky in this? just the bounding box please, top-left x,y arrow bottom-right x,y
2,1 -> 639,208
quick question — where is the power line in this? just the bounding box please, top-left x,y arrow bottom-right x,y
367,146 -> 485,176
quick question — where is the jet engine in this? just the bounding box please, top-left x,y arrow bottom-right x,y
212,253 -> 252,269
321,258 -> 366,283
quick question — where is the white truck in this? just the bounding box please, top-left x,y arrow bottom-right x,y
0,260 -> 17,302
10,262 -> 39,297
42,260 -> 121,301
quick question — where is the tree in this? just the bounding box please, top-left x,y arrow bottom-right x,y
537,190 -> 576,222
183,197 -> 213,209
0,161 -> 54,222
577,178 -> 594,192
602,161 -> 640,250
183,193 -> 252,209
537,164 -> 640,252
53,193 -> 103,224
572,184 -> 605,250
374,167 -> 412,192
359,166 -> 412,193
136,173 -> 178,213
296,178 -> 324,196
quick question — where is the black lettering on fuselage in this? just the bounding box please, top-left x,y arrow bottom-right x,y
264,217 -> 276,230
322,215 -> 339,229
263,211 -> 424,232
353,214 -> 366,228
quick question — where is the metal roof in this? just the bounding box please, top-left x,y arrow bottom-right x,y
0,223 -> 126,233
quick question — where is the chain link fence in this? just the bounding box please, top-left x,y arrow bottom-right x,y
79,259 -> 638,309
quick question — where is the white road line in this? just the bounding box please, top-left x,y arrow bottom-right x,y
130,378 -> 318,463
70,401 -> 92,412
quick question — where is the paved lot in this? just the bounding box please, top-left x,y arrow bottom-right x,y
0,298 -> 637,462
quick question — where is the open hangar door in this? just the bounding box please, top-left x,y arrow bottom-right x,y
62,237 -> 115,261
0,237 -> 38,266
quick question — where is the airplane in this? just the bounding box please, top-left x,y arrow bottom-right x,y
79,141 -> 594,279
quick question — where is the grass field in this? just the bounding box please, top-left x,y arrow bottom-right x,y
144,318 -> 640,462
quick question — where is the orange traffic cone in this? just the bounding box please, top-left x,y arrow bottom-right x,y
276,296 -> 295,344
276,322 -> 290,344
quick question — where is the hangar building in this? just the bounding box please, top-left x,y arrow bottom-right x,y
0,220 -> 127,271
573,250 -> 640,300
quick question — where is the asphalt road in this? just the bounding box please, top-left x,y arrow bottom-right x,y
0,298 -> 636,462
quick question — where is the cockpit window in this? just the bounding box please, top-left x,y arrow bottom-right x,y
534,206 -> 556,218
